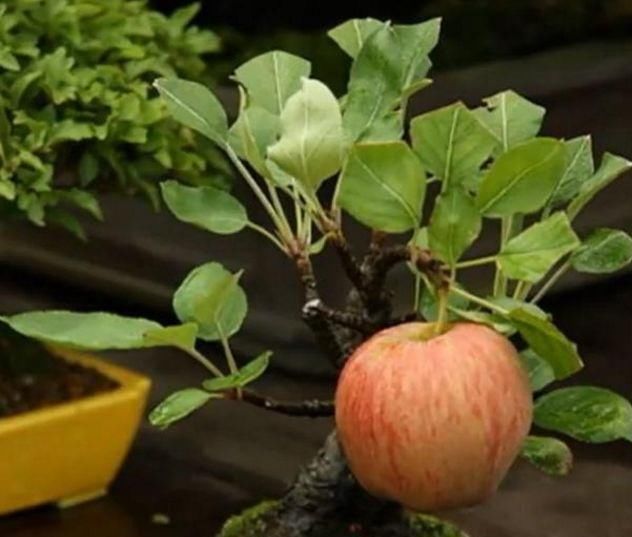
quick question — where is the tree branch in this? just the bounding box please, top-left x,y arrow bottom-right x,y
227,389 -> 335,418
303,298 -> 374,334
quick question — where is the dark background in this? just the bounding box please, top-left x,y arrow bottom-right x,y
1,1 -> 631,536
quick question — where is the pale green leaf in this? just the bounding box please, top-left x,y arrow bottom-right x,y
535,387 -> 632,443
428,187 -> 481,265
268,78 -> 344,190
328,18 -> 383,58
0,311 -> 162,350
143,323 -> 198,350
474,90 -> 545,153
232,51 -> 311,116
476,138 -> 567,217
410,102 -> 497,189
161,181 -> 247,235
546,136 -> 594,209
567,153 -> 632,220
498,212 -> 580,283
520,436 -> 573,476
337,141 -> 425,232
509,307 -> 583,379
149,388 -> 216,429
519,349 -> 556,392
154,78 -> 228,146
572,228 -> 632,274
203,351 -> 272,392
173,262 -> 247,342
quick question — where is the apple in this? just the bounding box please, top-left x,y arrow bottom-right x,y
335,322 -> 533,512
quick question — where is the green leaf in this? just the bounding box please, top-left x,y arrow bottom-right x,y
567,153 -> 632,220
202,351 -> 272,392
571,228 -> 632,274
232,51 -> 311,116
149,388 -> 216,429
154,78 -> 228,146
143,323 -> 198,350
519,349 -> 556,392
520,436 -> 573,476
161,180 -> 247,235
0,311 -> 162,350
497,212 -> 580,283
337,141 -> 425,233
411,102 -> 497,189
328,18 -> 383,58
509,307 -> 583,379
534,387 -> 632,443
476,138 -> 567,217
173,262 -> 248,342
420,285 -> 469,322
474,90 -> 545,153
546,136 -> 594,209
267,78 -> 344,191
61,189 -> 103,220
0,105 -> 12,165
0,49 -> 20,71
78,152 -> 99,186
428,187 -> 481,265
229,97 -> 280,177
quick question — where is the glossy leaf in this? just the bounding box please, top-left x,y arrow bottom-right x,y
161,181 -> 247,235
173,262 -> 248,342
328,18 -> 383,58
519,349 -> 556,392
509,307 -> 583,379
497,212 -> 580,283
535,387 -> 632,443
572,228 -> 632,274
520,436 -> 573,476
546,136 -> 594,209
567,152 -> 632,220
410,102 -> 497,189
474,90 -> 545,153
428,187 -> 481,265
337,141 -> 425,232
154,78 -> 228,146
232,51 -> 311,116
149,388 -> 217,429
268,78 -> 344,190
143,323 -> 198,350
476,138 -> 567,217
0,311 -> 162,350
203,351 -> 272,392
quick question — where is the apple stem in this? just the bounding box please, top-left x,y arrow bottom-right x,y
435,287 -> 449,335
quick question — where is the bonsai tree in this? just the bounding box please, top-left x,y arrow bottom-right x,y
3,17 -> 632,537
0,0 -> 227,233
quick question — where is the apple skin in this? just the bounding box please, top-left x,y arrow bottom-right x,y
335,322 -> 533,512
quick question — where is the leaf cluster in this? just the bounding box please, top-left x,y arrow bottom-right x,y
0,0 -> 227,234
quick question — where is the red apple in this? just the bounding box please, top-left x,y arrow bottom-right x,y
335,322 -> 532,512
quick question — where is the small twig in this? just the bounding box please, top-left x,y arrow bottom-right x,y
329,230 -> 366,292
303,299 -> 374,334
226,389 -> 335,418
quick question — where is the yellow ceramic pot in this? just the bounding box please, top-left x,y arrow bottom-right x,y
0,347 -> 150,515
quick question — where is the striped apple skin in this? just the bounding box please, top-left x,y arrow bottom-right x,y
335,322 -> 533,512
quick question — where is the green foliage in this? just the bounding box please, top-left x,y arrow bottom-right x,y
203,352 -> 271,392
150,388 -> 217,429
0,0 -> 225,230
534,387 -> 632,443
520,436 -> 573,476
572,228 -> 632,274
337,141 -> 425,232
173,262 -> 248,342
519,349 -> 555,392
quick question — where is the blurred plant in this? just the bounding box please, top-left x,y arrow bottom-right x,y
3,16 -> 632,537
0,0 -> 228,236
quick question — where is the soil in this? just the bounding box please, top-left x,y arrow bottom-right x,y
0,324 -> 118,418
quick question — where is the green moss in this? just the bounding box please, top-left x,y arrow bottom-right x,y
217,501 -> 278,537
408,513 -> 468,537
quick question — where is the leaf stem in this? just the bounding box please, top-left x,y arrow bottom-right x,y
531,260 -> 572,304
184,347 -> 225,378
245,221 -> 286,251
513,280 -> 528,300
455,255 -> 497,269
451,286 -> 509,315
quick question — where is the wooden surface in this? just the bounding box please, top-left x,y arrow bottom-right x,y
0,267 -> 631,536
